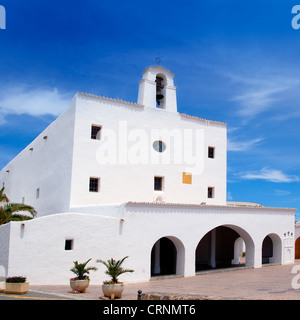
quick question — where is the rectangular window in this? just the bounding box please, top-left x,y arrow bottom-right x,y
208,187 -> 214,199
91,125 -> 101,140
89,177 -> 99,192
65,239 -> 73,251
208,147 -> 215,159
36,188 -> 40,199
154,176 -> 163,191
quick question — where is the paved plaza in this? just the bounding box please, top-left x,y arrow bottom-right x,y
2,261 -> 300,300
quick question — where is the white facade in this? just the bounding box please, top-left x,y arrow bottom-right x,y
0,66 -> 227,215
0,66 -> 297,285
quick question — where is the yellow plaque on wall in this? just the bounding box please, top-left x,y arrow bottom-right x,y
182,172 -> 192,184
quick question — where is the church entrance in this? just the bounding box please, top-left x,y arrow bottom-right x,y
151,237 -> 177,276
195,226 -> 244,271
150,236 -> 186,277
196,226 -> 244,272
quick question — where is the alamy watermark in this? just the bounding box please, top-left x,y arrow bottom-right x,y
292,5 -> 300,29
0,5 -> 5,29
291,265 -> 300,289
95,121 -> 205,175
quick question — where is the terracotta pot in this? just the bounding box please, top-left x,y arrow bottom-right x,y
102,283 -> 124,298
4,282 -> 29,294
70,279 -> 90,293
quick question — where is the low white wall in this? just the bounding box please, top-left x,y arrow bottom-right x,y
0,223 -> 10,278
1,204 -> 296,285
5,213 -> 136,285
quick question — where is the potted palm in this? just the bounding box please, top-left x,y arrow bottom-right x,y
70,259 -> 97,293
4,276 -> 29,294
97,256 -> 134,299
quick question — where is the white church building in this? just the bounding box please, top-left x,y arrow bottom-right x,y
0,66 -> 296,285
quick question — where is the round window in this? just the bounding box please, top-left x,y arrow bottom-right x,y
153,140 -> 166,153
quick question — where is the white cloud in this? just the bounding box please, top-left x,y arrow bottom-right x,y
239,168 -> 300,183
225,72 -> 300,120
0,85 -> 72,123
227,137 -> 264,151
232,86 -> 288,118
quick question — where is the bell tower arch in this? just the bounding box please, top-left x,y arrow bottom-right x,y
138,66 -> 177,112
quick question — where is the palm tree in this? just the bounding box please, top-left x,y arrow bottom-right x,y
0,187 -> 9,203
70,259 -> 97,280
0,187 -> 37,225
97,256 -> 134,283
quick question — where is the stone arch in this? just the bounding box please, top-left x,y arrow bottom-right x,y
262,233 -> 282,264
195,224 -> 255,271
150,235 -> 185,277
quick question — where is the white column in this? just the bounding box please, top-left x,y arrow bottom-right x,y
183,245 -> 196,277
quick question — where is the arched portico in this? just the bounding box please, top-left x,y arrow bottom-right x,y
262,233 -> 282,264
195,224 -> 255,271
150,236 -> 185,277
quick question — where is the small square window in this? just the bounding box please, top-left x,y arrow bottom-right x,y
65,239 -> 73,251
89,177 -> 99,192
91,125 -> 101,140
208,187 -> 214,199
208,147 -> 215,159
154,176 -> 163,191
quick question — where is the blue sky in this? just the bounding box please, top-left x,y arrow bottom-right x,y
0,0 -> 300,218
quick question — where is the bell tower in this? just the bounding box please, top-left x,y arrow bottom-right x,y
138,66 -> 177,113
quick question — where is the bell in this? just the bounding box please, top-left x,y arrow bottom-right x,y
156,88 -> 164,105
156,77 -> 164,105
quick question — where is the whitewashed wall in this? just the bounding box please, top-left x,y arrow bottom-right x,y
295,224 -> 300,240
1,204 -> 295,285
69,93 -> 227,208
0,101 -> 76,216
0,223 -> 10,278
0,66 -> 227,217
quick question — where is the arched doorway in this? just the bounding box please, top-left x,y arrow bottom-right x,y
233,237 -> 246,264
262,233 -> 282,264
195,226 -> 249,271
150,236 -> 185,277
262,236 -> 273,264
295,238 -> 300,259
